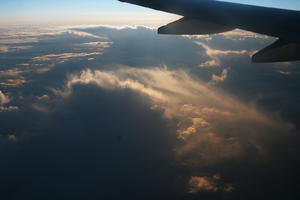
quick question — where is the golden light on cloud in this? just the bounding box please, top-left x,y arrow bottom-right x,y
188,175 -> 234,193
0,45 -> 33,53
59,66 -> 292,165
0,90 -> 10,105
196,41 -> 248,67
0,90 -> 18,112
189,176 -> 219,193
32,52 -> 104,62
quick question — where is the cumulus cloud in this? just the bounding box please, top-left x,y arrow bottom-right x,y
82,41 -> 113,48
210,68 -> 229,84
183,29 -> 268,41
0,69 -> 23,77
0,90 -> 18,112
36,94 -> 49,101
188,175 -> 234,193
8,134 -> 16,141
0,106 -> 19,112
61,66 -> 291,164
54,66 -> 298,200
66,30 -> 108,39
196,41 -> 249,67
0,25 -> 299,200
0,38 -> 38,44
32,52 -> 104,62
220,29 -> 269,40
279,70 -> 292,76
0,45 -> 33,52
0,78 -> 27,87
0,90 -> 10,105
0,69 -> 27,87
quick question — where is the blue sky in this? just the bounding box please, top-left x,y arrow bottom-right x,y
1,0 -> 300,25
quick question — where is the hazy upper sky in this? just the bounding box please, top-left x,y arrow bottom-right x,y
1,0 -> 300,26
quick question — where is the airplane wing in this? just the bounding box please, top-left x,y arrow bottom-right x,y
119,0 -> 300,63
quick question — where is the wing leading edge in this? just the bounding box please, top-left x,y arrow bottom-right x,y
119,0 -> 300,63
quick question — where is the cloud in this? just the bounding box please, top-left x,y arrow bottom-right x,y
62,66 -> 291,164
0,45 -> 32,52
36,94 -> 49,101
0,90 -> 18,112
189,176 -> 219,193
0,90 -> 10,105
0,79 -> 179,200
279,70 -> 292,76
0,69 -> 23,77
0,25 -> 300,200
210,68 -> 229,84
183,29 -> 268,41
31,104 -> 51,113
32,52 -> 104,62
65,30 -> 107,39
196,41 -> 249,67
0,106 -> 19,112
82,41 -> 113,48
0,38 -> 38,44
219,29 -> 269,41
188,175 -> 234,193
8,134 -> 16,141
0,78 -> 27,87
0,69 -> 27,87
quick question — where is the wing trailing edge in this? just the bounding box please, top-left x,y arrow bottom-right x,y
158,17 -> 235,35
252,39 -> 300,63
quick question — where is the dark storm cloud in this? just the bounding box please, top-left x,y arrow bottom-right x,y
0,25 -> 300,200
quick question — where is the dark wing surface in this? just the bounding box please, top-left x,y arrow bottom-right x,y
119,0 -> 300,63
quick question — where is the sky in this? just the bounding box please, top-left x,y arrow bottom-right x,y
1,0 -> 300,25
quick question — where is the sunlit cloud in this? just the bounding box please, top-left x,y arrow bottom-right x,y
36,94 -> 50,101
82,41 -> 113,48
220,29 -> 270,40
8,134 -> 17,141
0,79 -> 27,87
32,52 -> 104,64
57,66 -> 291,165
0,45 -> 33,53
0,38 -> 38,44
188,175 -> 234,193
209,68 -> 229,84
0,69 -> 28,87
0,69 -> 24,77
66,30 -> 107,39
196,41 -> 249,67
31,104 -> 51,114
278,70 -> 292,76
0,90 -> 18,112
183,29 -> 268,41
0,90 -> 10,105
61,65 -> 293,191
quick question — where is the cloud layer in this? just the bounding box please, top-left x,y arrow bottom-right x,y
0,25 -> 300,200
